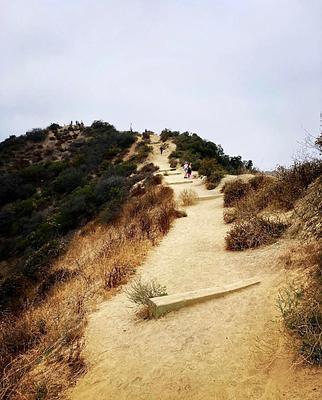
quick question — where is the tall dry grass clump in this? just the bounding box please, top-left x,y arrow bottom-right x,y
0,185 -> 177,399
225,216 -> 287,250
277,242 -> 322,365
223,179 -> 252,207
290,176 -> 322,241
178,189 -> 198,206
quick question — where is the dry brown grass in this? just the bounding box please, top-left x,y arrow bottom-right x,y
277,242 -> 322,365
290,176 -> 322,241
223,208 -> 237,224
223,179 -> 251,207
178,189 -> 198,206
0,185 -> 177,399
225,216 -> 288,250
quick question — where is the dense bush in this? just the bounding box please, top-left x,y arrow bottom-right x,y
55,185 -> 95,231
23,239 -> 66,280
225,216 -> 287,250
47,123 -> 61,131
0,173 -> 36,207
94,176 -> 127,205
130,141 -> 153,163
223,179 -> 252,207
163,130 -> 252,175
26,128 -> 47,142
53,168 -> 85,193
75,123 -> 135,170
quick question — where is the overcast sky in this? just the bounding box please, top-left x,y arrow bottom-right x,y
0,0 -> 321,169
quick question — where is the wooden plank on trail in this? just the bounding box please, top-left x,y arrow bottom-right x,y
197,195 -> 222,201
159,168 -> 177,172
168,180 -> 193,185
148,279 -> 261,318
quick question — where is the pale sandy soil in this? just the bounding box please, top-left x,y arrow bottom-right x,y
69,136 -> 321,400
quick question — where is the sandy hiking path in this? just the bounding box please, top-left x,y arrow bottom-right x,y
70,136 -> 321,399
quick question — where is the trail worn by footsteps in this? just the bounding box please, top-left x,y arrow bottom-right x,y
70,135 -> 321,400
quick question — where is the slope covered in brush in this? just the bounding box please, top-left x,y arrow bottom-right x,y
0,121 -> 154,310
160,129 -> 253,188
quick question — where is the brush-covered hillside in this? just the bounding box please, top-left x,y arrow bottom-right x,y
0,121 -> 253,399
0,121 -> 157,307
160,129 -> 254,189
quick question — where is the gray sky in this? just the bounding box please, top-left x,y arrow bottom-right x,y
1,0 -> 321,169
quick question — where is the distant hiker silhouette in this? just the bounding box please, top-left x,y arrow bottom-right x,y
187,163 -> 192,178
183,161 -> 189,178
160,145 -> 164,155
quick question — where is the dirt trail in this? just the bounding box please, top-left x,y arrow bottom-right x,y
70,136 -> 321,399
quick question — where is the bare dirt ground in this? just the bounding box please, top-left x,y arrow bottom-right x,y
69,136 -> 321,400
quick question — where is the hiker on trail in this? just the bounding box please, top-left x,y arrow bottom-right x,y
187,163 -> 192,178
183,161 -> 189,178
160,145 -> 164,155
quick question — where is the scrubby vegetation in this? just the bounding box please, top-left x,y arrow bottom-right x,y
0,121 -> 178,399
125,277 -> 167,307
225,216 -> 287,250
160,129 -> 253,188
223,158 -> 322,250
222,133 -> 321,364
277,242 -> 322,365
178,189 -> 198,206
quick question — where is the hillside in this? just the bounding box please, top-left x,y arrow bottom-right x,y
0,122 -> 255,399
0,126 -> 320,399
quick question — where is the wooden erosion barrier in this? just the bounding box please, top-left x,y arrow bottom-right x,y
168,180 -> 193,185
148,278 -> 260,319
197,194 -> 222,201
158,168 -> 177,173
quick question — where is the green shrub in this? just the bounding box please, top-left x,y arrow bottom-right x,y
103,161 -> 137,177
0,173 -> 36,206
165,130 -> 248,174
0,207 -> 15,235
142,131 -> 151,141
131,142 -> 152,163
47,123 -> 61,131
205,168 -> 225,189
25,219 -> 59,250
94,176 -> 127,206
23,239 -> 66,280
13,198 -> 35,218
26,128 -> 47,142
140,163 -> 159,173
19,163 -> 51,185
55,185 -> 95,231
53,168 -> 85,194
99,198 -> 123,223
198,159 -> 220,177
